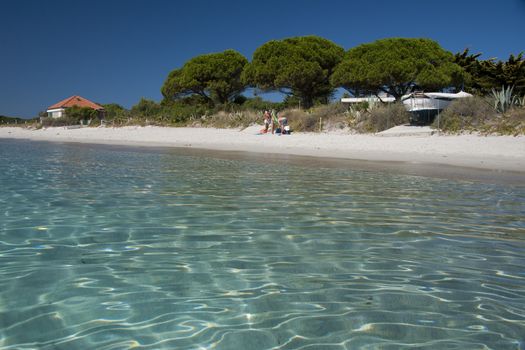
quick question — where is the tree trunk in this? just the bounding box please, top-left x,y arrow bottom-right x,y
300,95 -> 314,109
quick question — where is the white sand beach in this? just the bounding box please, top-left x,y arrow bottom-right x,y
1,125 -> 524,173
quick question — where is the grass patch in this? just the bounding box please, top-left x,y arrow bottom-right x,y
432,96 -> 494,133
200,110 -> 260,129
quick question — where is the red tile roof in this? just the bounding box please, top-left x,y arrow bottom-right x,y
47,95 -> 104,110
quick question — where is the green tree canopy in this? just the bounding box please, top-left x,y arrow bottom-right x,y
489,53 -> 525,95
161,50 -> 248,106
242,36 -> 345,109
331,38 -> 464,100
454,49 -> 525,95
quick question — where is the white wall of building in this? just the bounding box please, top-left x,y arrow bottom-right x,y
46,108 -> 65,118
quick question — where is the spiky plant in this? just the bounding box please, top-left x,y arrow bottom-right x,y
516,95 -> 525,108
491,85 -> 518,113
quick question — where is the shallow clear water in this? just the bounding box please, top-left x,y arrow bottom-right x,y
0,139 -> 524,350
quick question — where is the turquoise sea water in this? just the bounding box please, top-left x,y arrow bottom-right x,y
0,139 -> 524,350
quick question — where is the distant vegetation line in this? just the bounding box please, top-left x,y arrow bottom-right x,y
22,36 -> 525,134
0,115 -> 29,124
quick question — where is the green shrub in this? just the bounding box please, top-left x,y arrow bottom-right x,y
201,110 -> 260,129
434,96 -> 525,135
130,98 -> 162,117
157,104 -> 207,125
433,96 -> 495,133
356,103 -> 410,132
104,99 -> 208,126
65,106 -> 99,124
40,116 -> 81,127
102,103 -> 126,119
40,106 -> 98,127
285,109 -> 319,132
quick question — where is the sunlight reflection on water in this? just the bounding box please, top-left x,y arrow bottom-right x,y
0,139 -> 524,349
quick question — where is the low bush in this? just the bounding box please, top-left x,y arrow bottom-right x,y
310,103 -> 349,119
432,96 -> 495,133
201,110 -> 260,129
102,101 -> 208,126
482,107 -> 525,135
40,116 -> 81,127
158,104 -> 207,125
285,109 -> 319,132
103,103 -> 126,119
285,103 -> 350,132
66,106 -> 99,123
131,98 -> 162,117
353,103 -> 410,133
434,96 -> 525,135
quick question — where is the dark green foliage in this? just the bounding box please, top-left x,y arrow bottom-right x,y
495,53 -> 525,95
242,36 -> 345,109
453,48 -> 490,93
109,98 -> 206,125
455,49 -> 525,95
102,103 -> 126,119
41,116 -> 82,127
0,115 -> 25,124
159,103 -> 207,124
130,98 -> 162,117
161,50 -> 248,106
65,106 -> 99,123
331,38 -> 464,100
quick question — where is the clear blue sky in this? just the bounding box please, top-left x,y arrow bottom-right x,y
1,0 -> 524,118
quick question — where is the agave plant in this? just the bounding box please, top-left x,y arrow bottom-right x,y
516,94 -> 525,108
491,85 -> 518,113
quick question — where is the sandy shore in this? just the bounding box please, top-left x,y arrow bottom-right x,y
1,126 -> 524,173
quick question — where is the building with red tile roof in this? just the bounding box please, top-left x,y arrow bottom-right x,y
46,95 -> 104,118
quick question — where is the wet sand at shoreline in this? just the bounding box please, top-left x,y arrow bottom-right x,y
1,125 -> 524,183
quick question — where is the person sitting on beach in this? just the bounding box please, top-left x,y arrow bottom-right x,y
278,115 -> 290,134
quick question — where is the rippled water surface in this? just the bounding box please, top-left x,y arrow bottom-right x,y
1,139 -> 524,349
